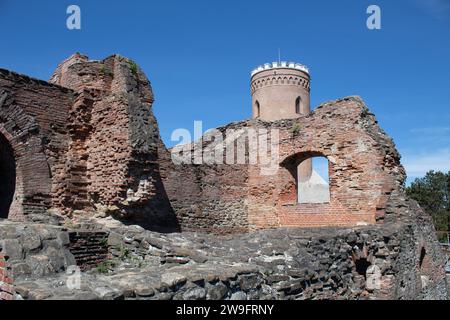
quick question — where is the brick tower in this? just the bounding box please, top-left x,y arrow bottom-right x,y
250,61 -> 312,181
250,61 -> 310,121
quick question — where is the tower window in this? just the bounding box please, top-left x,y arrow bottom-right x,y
255,101 -> 260,118
295,97 -> 301,114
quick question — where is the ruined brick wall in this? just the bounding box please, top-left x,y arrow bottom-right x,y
161,97 -> 406,232
250,96 -> 405,230
0,55 -> 413,234
48,54 -> 177,230
0,251 -> 14,300
0,69 -> 74,220
0,54 -> 176,230
68,231 -> 109,271
159,144 -> 250,234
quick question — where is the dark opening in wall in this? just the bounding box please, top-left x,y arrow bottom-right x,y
419,247 -> 426,269
355,257 -> 371,278
69,231 -> 110,271
0,133 -> 16,219
295,96 -> 301,114
255,101 -> 260,118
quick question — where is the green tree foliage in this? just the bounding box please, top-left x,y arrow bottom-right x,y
406,171 -> 450,235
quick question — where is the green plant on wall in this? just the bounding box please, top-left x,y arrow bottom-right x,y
115,244 -> 132,261
96,260 -> 116,274
99,237 -> 108,247
290,122 -> 301,136
129,61 -> 138,76
99,65 -> 113,77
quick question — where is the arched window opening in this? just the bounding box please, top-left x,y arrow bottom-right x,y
255,101 -> 261,118
297,156 -> 330,204
295,96 -> 301,114
0,133 -> 16,219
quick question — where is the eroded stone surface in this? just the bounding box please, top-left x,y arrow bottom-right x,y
2,195 -> 448,300
0,54 -> 448,300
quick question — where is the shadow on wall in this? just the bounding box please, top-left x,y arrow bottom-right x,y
0,132 -> 15,219
116,157 -> 181,233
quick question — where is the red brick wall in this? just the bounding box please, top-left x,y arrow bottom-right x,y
0,56 -> 406,233
0,252 -> 14,300
1,54 -> 175,230
0,69 -> 73,220
247,97 -> 403,230
162,97 -> 405,232
158,122 -> 251,234
48,54 -> 176,229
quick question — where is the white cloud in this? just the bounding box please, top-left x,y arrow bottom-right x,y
402,148 -> 450,179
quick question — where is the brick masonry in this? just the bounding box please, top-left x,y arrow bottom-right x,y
159,97 -> 405,232
0,251 -> 14,300
0,54 -> 447,301
0,54 -> 176,230
68,231 -> 109,271
0,54 -> 409,233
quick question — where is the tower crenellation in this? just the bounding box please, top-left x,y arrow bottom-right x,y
250,60 -> 311,122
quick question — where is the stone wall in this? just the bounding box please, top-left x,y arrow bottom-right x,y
0,220 -> 114,300
0,54 -> 411,233
160,96 -> 405,232
5,203 -> 448,300
0,251 -> 13,300
0,69 -> 73,220
0,54 -> 176,230
68,231 -> 109,271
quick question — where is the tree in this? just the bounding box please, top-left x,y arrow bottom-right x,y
406,170 -> 450,235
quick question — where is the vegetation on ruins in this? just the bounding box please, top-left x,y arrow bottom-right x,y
99,65 -> 113,77
129,61 -> 139,76
290,122 -> 301,136
407,170 -> 450,238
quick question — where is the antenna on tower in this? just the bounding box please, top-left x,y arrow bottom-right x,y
278,48 -> 281,64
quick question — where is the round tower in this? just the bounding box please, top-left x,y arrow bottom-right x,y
251,61 -> 313,185
250,61 -> 310,121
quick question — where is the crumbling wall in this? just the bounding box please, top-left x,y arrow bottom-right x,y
158,121 -> 251,234
0,54 -> 176,230
161,97 -> 406,232
5,212 -> 447,300
258,96 -> 404,229
0,69 -> 74,221
49,54 -> 177,230
0,54 -> 409,232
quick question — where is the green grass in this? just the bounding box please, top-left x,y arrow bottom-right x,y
115,244 -> 132,260
96,260 -> 116,274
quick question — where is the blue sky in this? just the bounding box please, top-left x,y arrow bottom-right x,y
1,0 -> 449,184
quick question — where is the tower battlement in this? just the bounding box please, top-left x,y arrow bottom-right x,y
250,60 -> 311,122
251,61 -> 309,77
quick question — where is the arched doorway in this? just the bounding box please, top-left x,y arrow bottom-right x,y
0,133 -> 16,218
